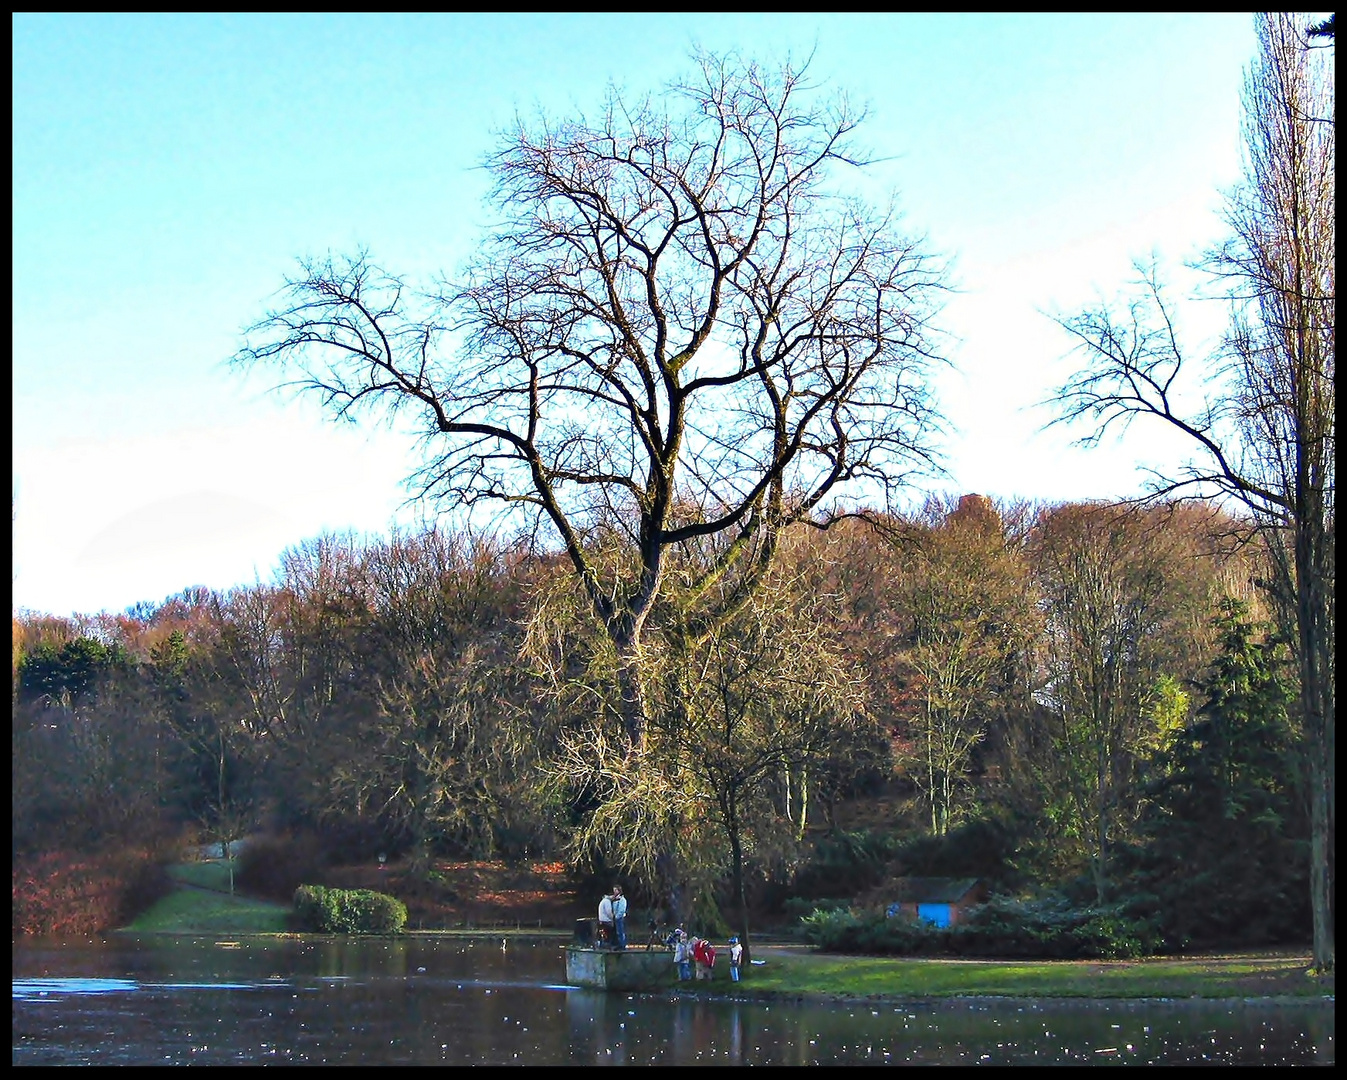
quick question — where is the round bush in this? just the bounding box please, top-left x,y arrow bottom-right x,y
293,884 -> 407,934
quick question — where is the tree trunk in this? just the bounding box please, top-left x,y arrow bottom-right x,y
1093,762 -> 1109,906
1308,752 -> 1333,973
1297,511 -> 1335,974
614,647 -> 648,754
796,766 -> 809,844
726,791 -> 752,966
927,737 -> 938,834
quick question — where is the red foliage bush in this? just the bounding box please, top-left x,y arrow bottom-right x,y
12,848 -> 172,937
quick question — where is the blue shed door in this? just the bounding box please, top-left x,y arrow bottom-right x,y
916,903 -> 951,927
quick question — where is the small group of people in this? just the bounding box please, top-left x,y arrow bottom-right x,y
596,886 -> 744,981
668,928 -> 743,981
597,885 -> 628,949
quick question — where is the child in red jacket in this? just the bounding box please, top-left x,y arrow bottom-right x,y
692,937 -> 716,980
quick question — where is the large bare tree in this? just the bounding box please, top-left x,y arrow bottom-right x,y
1050,14 -> 1333,970
540,536 -> 870,958
238,51 -> 947,758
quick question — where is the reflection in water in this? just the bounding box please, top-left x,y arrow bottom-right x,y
12,937 -> 1334,1066
13,978 -> 140,999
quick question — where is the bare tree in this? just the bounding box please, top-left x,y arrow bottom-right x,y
238,51 -> 947,758
353,530 -> 541,864
1028,503 -> 1217,905
890,495 -> 1039,836
1049,14 -> 1333,969
541,543 -> 870,960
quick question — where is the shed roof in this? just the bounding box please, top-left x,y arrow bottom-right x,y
887,877 -> 981,904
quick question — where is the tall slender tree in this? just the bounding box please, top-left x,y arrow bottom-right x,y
1050,12 -> 1333,971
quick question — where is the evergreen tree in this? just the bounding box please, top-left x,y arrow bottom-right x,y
18,636 -> 129,703
1125,598 -> 1308,949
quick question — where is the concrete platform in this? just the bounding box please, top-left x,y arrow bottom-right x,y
565,946 -> 676,990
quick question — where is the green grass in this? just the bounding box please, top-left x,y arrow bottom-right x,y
165,860 -> 241,892
123,864 -> 291,933
739,950 -> 1332,1001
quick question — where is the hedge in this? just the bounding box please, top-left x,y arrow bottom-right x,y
798,896 -> 1154,960
293,884 -> 408,934
13,848 -> 172,937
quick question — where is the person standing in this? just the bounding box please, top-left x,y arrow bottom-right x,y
673,929 -> 691,980
597,890 -> 615,948
610,886 -> 628,950
729,937 -> 743,981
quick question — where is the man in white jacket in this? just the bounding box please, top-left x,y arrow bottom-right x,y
597,890 -> 615,947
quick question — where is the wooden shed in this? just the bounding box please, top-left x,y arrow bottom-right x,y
883,877 -> 986,928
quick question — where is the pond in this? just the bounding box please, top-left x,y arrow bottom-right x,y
12,935 -> 1334,1066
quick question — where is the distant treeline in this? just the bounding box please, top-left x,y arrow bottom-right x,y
12,496 -> 1310,949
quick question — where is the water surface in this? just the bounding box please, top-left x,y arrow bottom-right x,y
12,935 -> 1334,1065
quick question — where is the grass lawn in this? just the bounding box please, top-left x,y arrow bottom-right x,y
123,863 -> 291,934
165,860 -> 241,893
740,949 -> 1334,1002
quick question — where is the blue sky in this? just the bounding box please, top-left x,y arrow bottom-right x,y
14,12 -> 1260,617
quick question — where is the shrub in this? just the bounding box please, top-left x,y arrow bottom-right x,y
12,847 -> 173,937
117,858 -> 175,926
293,884 -> 407,934
800,905 -> 949,954
1071,908 -> 1150,959
782,897 -> 853,923
949,896 -> 1153,959
892,816 -> 1028,895
798,906 -> 862,945
306,819 -> 389,867
799,895 -> 1154,959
